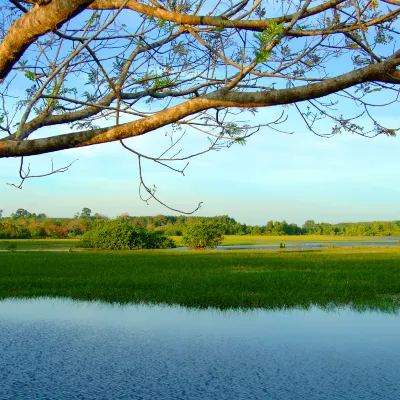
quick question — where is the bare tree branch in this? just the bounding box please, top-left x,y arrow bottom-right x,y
7,156 -> 78,189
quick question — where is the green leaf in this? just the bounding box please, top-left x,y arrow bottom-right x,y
24,71 -> 35,81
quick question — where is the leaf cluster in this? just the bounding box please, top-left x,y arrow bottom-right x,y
182,221 -> 225,250
253,20 -> 284,63
80,219 -> 176,250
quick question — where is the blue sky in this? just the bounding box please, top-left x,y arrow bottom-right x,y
1,103 -> 399,225
1,6 -> 399,225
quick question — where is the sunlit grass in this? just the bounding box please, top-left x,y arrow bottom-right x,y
0,239 -> 78,250
1,248 -> 400,311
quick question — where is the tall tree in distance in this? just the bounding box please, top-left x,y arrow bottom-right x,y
80,207 -> 92,219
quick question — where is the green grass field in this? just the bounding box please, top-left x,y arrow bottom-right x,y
0,239 -> 78,250
1,247 -> 400,311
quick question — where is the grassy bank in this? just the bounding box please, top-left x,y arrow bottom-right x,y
0,239 -> 78,250
1,248 -> 400,311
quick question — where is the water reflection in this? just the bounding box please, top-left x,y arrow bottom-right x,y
217,241 -> 400,250
173,240 -> 400,251
1,299 -> 399,399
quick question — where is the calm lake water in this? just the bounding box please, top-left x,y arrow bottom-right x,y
1,299 -> 399,399
217,241 -> 399,250
172,240 -> 400,251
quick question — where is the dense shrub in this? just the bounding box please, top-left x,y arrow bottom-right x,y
2,209 -> 400,239
182,221 -> 225,250
29,225 -> 47,239
0,222 -> 31,239
0,228 -> 9,239
80,219 -> 175,250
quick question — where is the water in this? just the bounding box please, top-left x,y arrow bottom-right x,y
173,240 -> 399,251
1,299 -> 399,399
217,241 -> 400,250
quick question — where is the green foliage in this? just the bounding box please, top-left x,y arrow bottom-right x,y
0,221 -> 31,239
80,219 -> 175,250
29,226 -> 46,239
182,221 -> 225,249
24,70 -> 35,81
80,207 -> 92,219
1,209 -> 400,240
153,76 -> 173,90
253,21 -> 284,62
11,208 -> 33,219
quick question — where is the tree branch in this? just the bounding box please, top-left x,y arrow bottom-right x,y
0,0 -> 94,79
1,54 -> 399,158
89,0 -> 346,32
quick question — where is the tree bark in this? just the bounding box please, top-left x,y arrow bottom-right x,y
0,0 -> 93,79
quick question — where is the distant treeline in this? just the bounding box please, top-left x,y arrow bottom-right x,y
0,208 -> 399,239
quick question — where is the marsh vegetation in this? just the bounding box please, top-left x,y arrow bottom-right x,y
1,247 -> 400,311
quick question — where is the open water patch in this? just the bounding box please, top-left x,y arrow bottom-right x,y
173,240 -> 399,251
217,241 -> 399,250
1,298 -> 399,399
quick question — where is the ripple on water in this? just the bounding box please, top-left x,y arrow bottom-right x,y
0,299 -> 399,400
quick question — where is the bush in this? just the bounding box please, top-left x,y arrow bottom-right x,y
13,226 -> 31,239
182,221 -> 225,250
80,219 -> 175,250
